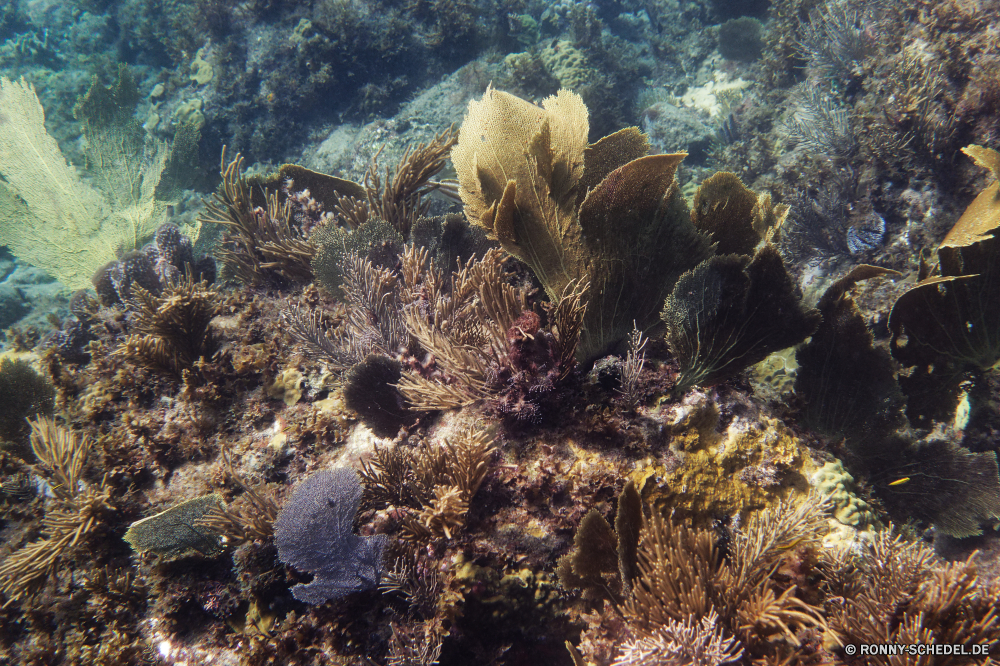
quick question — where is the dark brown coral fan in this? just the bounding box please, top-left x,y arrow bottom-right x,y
889,146 -> 1000,426
0,356 -> 55,446
790,149 -> 1000,539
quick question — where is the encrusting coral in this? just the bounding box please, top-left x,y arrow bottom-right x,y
811,460 -> 878,538
634,391 -> 815,525
123,493 -> 225,558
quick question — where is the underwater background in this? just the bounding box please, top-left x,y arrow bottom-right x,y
2,0 -> 1000,663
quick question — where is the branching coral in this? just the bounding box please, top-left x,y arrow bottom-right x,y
795,0 -> 879,87
611,610 -> 743,666
395,245 -> 585,416
359,425 -> 495,543
0,418 -> 111,605
339,252 -> 411,359
339,127 -> 458,238
288,231 -> 414,373
568,495 -> 831,665
199,149 -> 319,286
617,325 -> 648,406
115,275 -> 221,377
781,86 -> 855,158
198,449 -> 280,546
825,530 -> 1000,663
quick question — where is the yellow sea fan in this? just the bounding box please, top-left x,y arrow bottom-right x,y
0,77 -> 171,290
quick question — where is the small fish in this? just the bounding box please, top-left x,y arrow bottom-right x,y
888,477 -> 910,486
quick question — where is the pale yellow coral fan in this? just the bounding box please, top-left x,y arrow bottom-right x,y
0,76 -> 173,289
0,77 -> 110,289
451,86 -> 589,303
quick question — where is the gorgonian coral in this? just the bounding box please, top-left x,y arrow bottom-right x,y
889,146 -> 1000,425
453,87 -> 817,392
452,86 -> 712,364
274,468 -> 388,605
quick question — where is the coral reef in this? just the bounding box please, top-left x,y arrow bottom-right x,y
811,460 -> 878,547
453,87 -> 814,375
5,3 -> 1000,662
635,391 -> 816,524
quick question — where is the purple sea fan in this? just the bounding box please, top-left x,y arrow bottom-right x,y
275,468 -> 388,604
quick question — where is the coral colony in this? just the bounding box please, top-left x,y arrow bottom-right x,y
2,0 -> 1000,664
